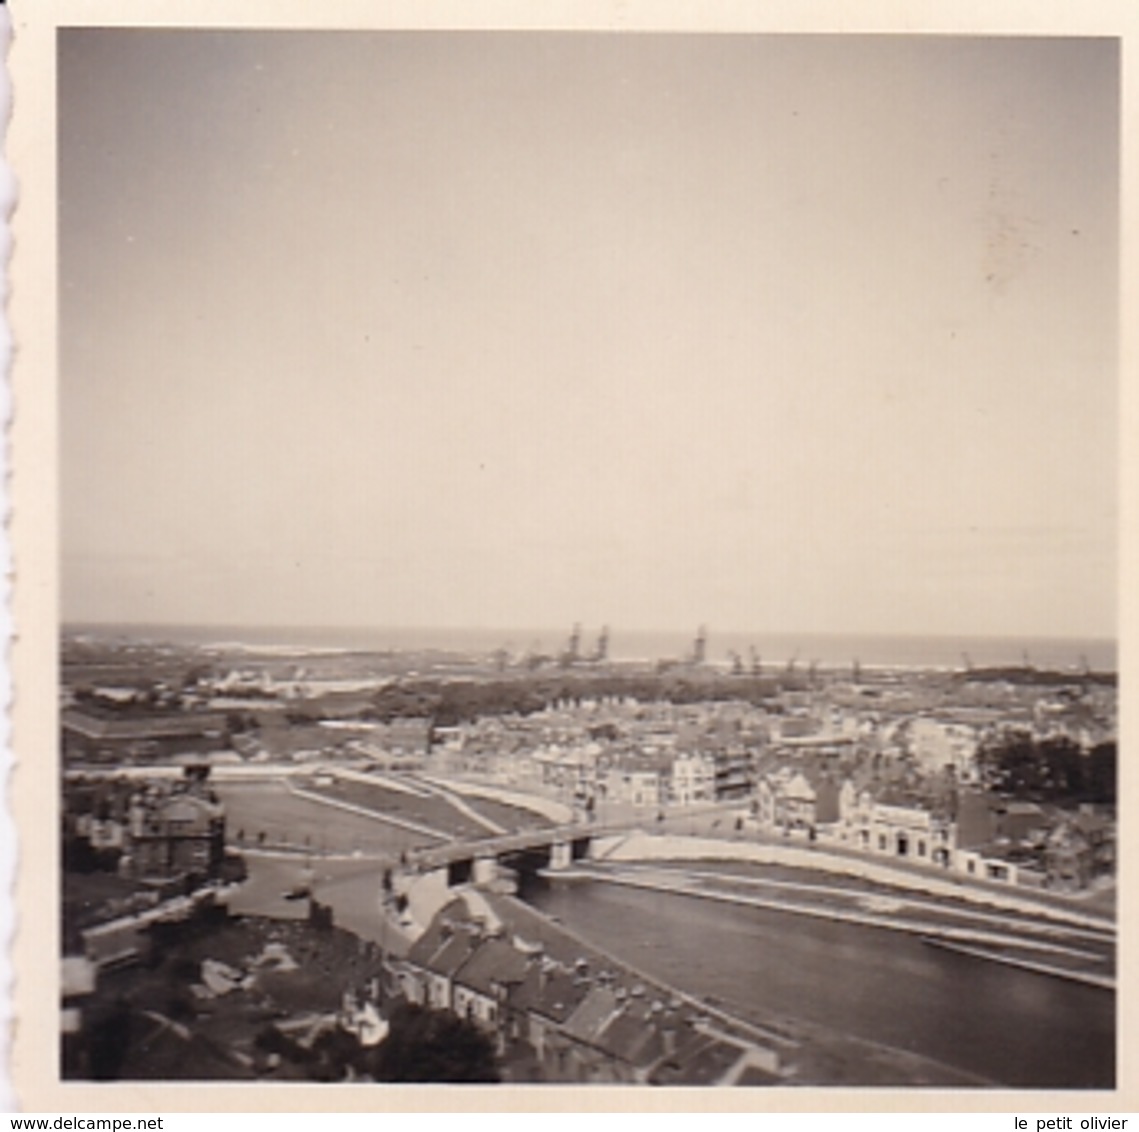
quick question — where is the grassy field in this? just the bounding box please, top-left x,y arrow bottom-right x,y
218,781 -> 442,855
299,776 -> 494,838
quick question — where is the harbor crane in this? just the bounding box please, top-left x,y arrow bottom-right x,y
558,623 -> 582,668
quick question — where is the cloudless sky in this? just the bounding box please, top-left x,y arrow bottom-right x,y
59,32 -> 1119,639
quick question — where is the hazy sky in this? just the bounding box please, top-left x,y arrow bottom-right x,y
59,32 -> 1119,639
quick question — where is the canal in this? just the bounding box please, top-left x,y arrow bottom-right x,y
518,872 -> 1114,1089
217,782 -> 1113,1088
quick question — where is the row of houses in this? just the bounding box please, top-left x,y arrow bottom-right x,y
527,744 -> 756,810
386,900 -> 782,1085
752,766 -> 1115,890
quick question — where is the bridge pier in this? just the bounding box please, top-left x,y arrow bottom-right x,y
548,840 -> 572,871
421,824 -> 612,882
471,856 -> 498,885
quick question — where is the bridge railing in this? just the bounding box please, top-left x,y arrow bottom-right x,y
410,818 -> 641,870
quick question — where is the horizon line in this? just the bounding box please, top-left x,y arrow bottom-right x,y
59,619 -> 1118,646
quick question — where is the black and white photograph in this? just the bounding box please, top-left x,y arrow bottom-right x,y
11,7 -> 1131,1107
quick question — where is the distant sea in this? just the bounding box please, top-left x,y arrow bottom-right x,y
64,622 -> 1118,673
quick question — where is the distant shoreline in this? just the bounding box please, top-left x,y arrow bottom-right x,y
61,621 -> 1118,673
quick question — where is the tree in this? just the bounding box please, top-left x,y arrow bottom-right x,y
1039,736 -> 1085,798
1087,741 -> 1117,805
366,1003 -> 500,1083
976,729 -> 1096,803
86,999 -> 133,1080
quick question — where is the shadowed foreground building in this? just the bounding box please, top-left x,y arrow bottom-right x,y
388,898 -> 783,1085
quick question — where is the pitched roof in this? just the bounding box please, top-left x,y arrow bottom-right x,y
454,938 -> 529,997
1003,801 -> 1045,817
510,963 -> 591,1024
874,783 -> 935,810
115,1013 -> 255,1081
405,902 -> 469,967
594,1003 -> 669,1068
430,930 -> 481,979
158,794 -> 223,823
648,1031 -> 746,1086
562,985 -> 621,1045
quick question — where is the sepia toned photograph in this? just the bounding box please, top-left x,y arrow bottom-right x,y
37,19 -> 1123,1101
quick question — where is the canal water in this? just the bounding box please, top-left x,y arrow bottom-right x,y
518,874 -> 1114,1089
217,782 -> 1113,1088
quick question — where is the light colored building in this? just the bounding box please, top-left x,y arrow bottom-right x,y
837,780 -> 953,866
670,752 -> 715,806
755,769 -> 840,836
907,717 -> 981,780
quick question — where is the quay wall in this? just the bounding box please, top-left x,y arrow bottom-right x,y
606,833 -> 1111,931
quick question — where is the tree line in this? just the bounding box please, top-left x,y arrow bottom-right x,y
359,671 -> 790,727
976,729 -> 1116,804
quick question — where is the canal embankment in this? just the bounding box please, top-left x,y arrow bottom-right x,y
599,831 -> 1114,932
551,860 -> 1114,990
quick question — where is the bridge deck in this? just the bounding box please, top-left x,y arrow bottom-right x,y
412,820 -> 636,870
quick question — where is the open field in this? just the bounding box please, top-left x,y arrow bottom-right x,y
217,781 -> 442,856
295,775 -> 493,839
430,789 -> 557,833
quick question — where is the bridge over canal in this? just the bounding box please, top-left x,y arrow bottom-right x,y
410,818 -> 635,886
406,799 -> 752,887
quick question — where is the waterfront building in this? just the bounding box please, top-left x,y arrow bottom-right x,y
755,768 -> 840,837
836,777 -> 953,866
711,747 -> 756,801
869,793 -> 952,865
670,752 -> 716,806
603,750 -> 672,809
451,937 -> 530,1046
395,899 -> 783,1085
403,916 -> 482,1012
1045,809 -> 1114,891
123,783 -> 226,882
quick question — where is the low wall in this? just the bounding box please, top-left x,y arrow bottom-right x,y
587,834 -> 633,861
607,833 -> 1109,930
